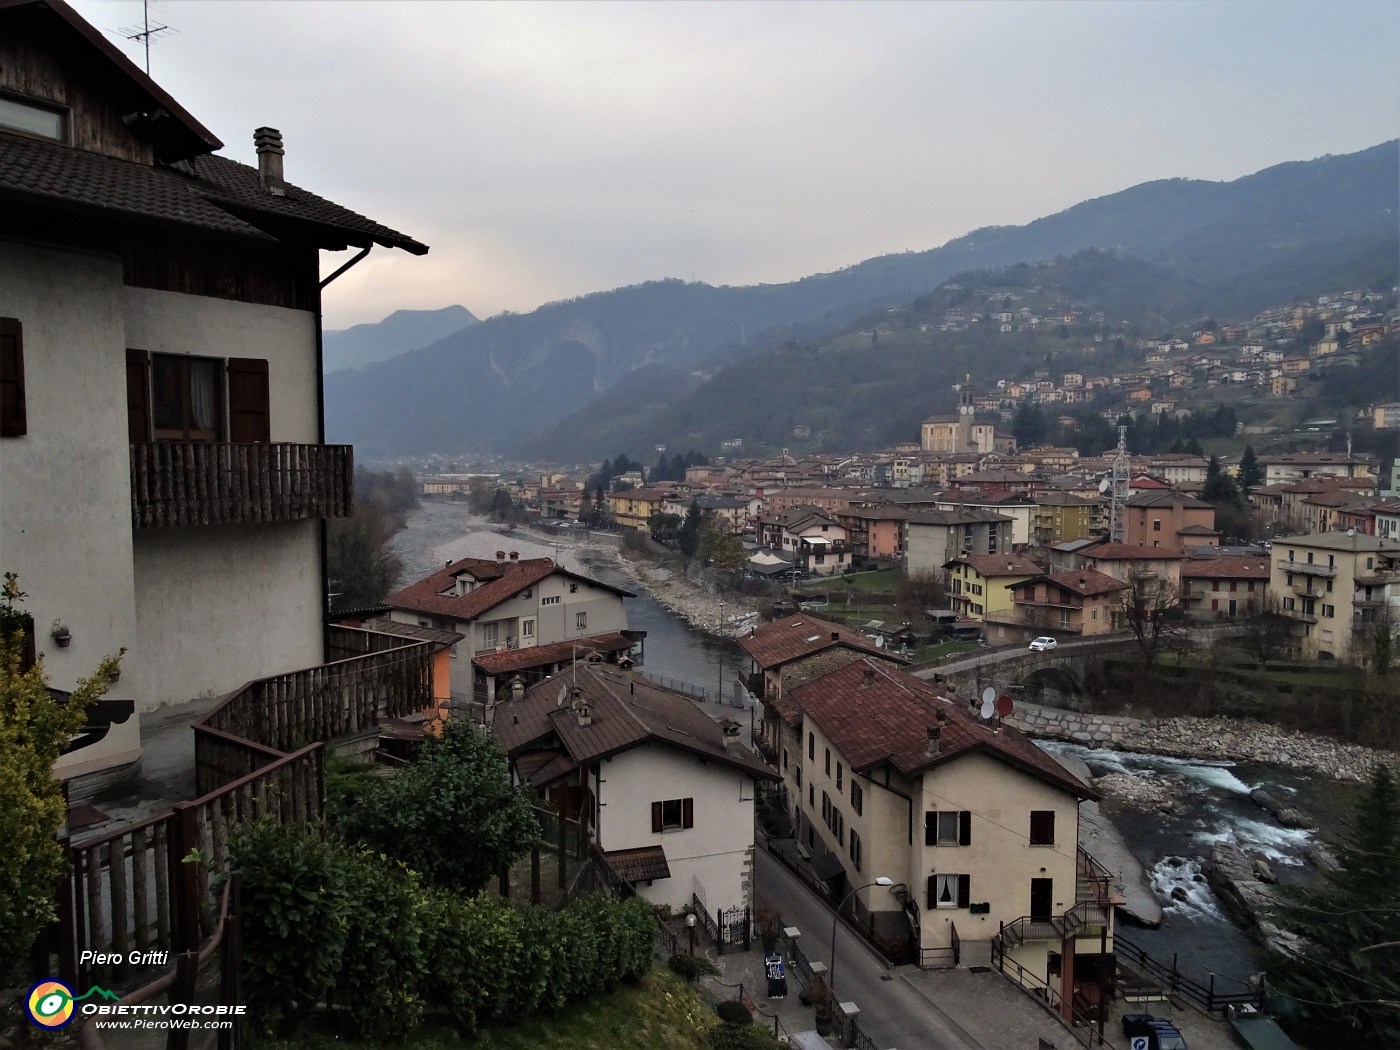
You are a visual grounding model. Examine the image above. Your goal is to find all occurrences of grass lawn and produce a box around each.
[912,639,981,662]
[795,568,901,592]
[256,968,717,1050]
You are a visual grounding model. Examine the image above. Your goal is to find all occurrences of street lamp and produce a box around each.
[829,876,892,994]
[686,911,697,955]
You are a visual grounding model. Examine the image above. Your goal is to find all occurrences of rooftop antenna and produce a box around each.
[1109,424,1130,543]
[117,0,175,75]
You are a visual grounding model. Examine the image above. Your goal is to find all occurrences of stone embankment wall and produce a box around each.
[1008,700,1390,783]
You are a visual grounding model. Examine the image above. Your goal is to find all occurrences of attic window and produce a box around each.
[0,94,66,142]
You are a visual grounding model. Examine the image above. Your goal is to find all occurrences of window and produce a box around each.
[849,830,862,871]
[808,732,815,760]
[1029,810,1055,846]
[836,762,843,791]
[795,766,801,787]
[851,781,863,815]
[1322,604,1335,618]
[651,797,693,831]
[821,791,830,822]
[570,583,578,593]
[542,596,560,606]
[824,748,831,776]
[927,873,970,909]
[0,318,23,437]
[575,612,587,630]
[1211,599,1219,612]
[521,619,535,639]
[782,748,789,770]
[808,785,814,807]
[480,623,498,649]
[0,94,66,141]
[151,354,221,440]
[1153,519,1161,532]
[925,810,971,846]
[1229,581,1237,593]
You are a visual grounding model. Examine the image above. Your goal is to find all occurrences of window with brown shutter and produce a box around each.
[1030,810,1055,846]
[126,348,151,442]
[227,357,270,442]
[653,797,693,831]
[651,801,664,833]
[0,317,25,436]
[151,353,222,441]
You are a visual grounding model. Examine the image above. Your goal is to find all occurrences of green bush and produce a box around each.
[708,1021,786,1050]
[335,720,539,894]
[716,999,753,1025]
[667,953,719,982]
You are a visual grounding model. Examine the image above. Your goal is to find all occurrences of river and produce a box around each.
[391,502,1350,989]
[390,500,754,724]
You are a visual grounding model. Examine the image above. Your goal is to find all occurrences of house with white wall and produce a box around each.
[0,0,426,795]
[493,662,778,915]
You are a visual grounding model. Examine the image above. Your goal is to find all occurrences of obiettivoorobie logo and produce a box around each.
[26,980,120,1029]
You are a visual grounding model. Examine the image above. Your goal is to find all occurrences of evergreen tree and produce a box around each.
[1200,456,1242,507]
[651,452,670,483]
[1184,436,1204,456]
[1268,762,1400,1046]
[1239,445,1263,491]
[678,501,703,559]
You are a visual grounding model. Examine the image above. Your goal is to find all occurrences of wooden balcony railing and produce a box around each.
[130,442,353,528]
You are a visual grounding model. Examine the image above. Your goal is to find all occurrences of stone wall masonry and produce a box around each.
[1007,700,1393,783]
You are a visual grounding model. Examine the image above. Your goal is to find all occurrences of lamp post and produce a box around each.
[829,876,892,994]
[717,599,725,703]
[687,911,697,955]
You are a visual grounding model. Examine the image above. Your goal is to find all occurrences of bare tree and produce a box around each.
[1361,603,1398,678]
[898,571,947,619]
[1240,594,1293,670]
[1115,571,1187,670]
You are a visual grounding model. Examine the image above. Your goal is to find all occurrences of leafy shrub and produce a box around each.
[335,720,539,894]
[716,999,753,1025]
[668,953,720,982]
[708,1022,786,1050]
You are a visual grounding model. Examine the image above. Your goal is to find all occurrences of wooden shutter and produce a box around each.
[126,348,150,442]
[0,318,25,436]
[958,810,972,846]
[956,874,970,909]
[926,875,937,910]
[1030,810,1055,846]
[924,811,936,846]
[651,802,663,833]
[226,357,270,442]
[681,797,694,829]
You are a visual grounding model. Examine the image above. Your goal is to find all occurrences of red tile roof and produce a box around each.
[737,615,894,671]
[945,554,1042,577]
[1180,557,1271,580]
[1013,569,1128,598]
[472,632,637,676]
[787,659,1095,798]
[385,557,631,620]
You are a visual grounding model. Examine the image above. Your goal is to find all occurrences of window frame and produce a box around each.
[925,809,971,846]
[927,873,970,909]
[0,317,24,437]
[1029,810,1056,846]
[651,797,694,832]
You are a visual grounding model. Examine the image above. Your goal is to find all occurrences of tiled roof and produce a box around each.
[384,557,632,621]
[1126,491,1213,509]
[605,846,671,883]
[471,632,637,676]
[1180,558,1271,580]
[492,665,777,787]
[356,617,463,648]
[905,509,1014,526]
[786,659,1095,798]
[945,554,1042,578]
[736,615,892,671]
[0,133,428,255]
[1085,543,1185,561]
[1013,569,1128,598]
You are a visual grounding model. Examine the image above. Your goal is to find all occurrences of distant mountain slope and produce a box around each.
[325,141,1397,458]
[324,305,477,371]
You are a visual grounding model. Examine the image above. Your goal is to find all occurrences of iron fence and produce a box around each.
[1115,935,1261,1011]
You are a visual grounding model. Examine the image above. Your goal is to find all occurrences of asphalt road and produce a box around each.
[754,849,986,1050]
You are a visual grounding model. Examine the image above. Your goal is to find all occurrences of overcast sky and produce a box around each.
[73,0,1400,331]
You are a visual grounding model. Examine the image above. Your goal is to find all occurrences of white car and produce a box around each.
[1028,636,1058,652]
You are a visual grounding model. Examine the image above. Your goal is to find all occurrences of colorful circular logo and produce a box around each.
[27,980,76,1029]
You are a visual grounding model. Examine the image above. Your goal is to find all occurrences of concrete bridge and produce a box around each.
[910,625,1242,703]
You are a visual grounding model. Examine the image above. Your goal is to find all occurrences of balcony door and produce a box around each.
[127,350,270,443]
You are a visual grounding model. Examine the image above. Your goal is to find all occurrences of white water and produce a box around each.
[1064,744,1257,795]
[1146,856,1227,922]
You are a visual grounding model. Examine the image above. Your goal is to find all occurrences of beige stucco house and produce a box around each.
[1269,532,1400,660]
[775,659,1117,1017]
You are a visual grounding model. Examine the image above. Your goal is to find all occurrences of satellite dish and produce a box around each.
[981,687,996,705]
[979,698,995,719]
[1098,479,1111,494]
[556,685,568,708]
[995,695,1014,717]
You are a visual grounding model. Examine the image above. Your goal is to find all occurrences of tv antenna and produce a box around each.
[1108,424,1130,544]
[117,0,176,75]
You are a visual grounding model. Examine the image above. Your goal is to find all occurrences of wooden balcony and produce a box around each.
[130,442,353,528]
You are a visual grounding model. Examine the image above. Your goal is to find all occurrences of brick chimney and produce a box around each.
[495,551,506,561]
[509,551,519,561]
[926,725,941,756]
[253,127,285,196]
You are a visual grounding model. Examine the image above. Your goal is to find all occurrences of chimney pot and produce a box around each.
[496,551,506,561]
[831,631,840,641]
[926,725,941,755]
[253,127,285,196]
[509,551,519,561]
